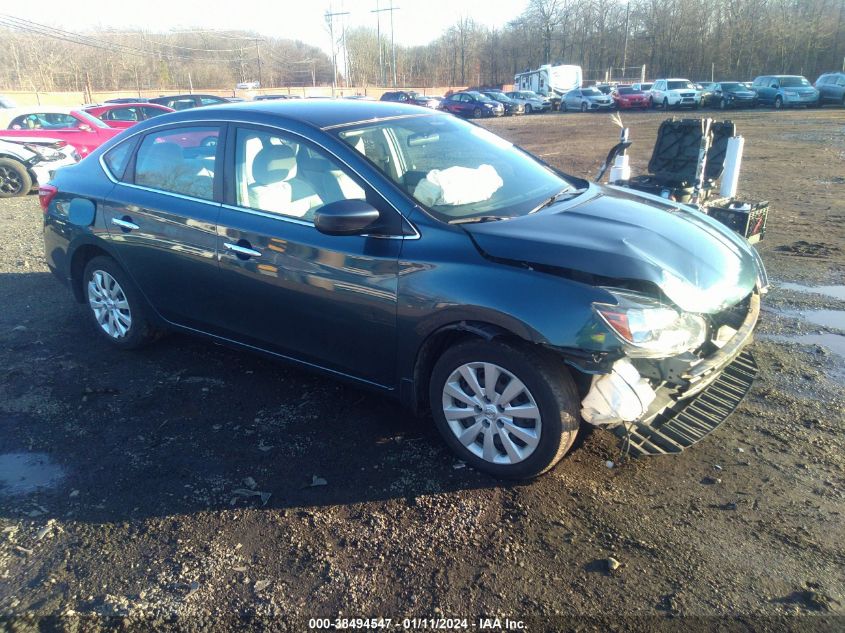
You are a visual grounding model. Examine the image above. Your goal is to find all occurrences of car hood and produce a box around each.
[462,185,763,314]
[727,90,755,97]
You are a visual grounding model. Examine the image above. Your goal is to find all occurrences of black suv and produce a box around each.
[379,91,440,109]
[815,72,845,107]
[148,94,230,111]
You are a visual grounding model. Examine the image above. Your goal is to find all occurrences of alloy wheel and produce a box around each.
[441,362,542,465]
[0,165,23,195]
[87,270,132,339]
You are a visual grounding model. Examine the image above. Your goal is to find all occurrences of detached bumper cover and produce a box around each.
[614,351,757,456]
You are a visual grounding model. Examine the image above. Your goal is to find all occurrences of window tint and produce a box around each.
[234,127,365,222]
[105,107,140,122]
[200,97,225,106]
[103,139,135,180]
[134,126,219,200]
[10,112,79,130]
[141,106,168,119]
[167,99,197,110]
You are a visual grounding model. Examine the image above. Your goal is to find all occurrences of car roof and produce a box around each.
[136,99,439,131]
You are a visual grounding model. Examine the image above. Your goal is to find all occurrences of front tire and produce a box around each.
[82,256,158,349]
[0,158,32,198]
[663,98,670,110]
[525,104,533,114]
[429,339,580,479]
[580,102,588,113]
[472,107,482,119]
[774,96,783,109]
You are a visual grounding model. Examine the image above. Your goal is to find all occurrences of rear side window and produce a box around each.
[103,139,136,180]
[104,107,140,122]
[133,126,220,200]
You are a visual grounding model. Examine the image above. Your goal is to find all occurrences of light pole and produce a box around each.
[622,0,630,78]
[325,9,350,97]
[372,2,399,87]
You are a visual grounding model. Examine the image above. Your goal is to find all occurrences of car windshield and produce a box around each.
[779,76,810,87]
[582,88,602,96]
[334,114,572,222]
[469,92,494,103]
[640,83,653,90]
[667,81,695,90]
[721,82,745,92]
[485,92,508,102]
[617,87,638,94]
[519,91,541,99]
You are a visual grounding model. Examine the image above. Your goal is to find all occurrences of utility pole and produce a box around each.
[622,0,630,76]
[256,38,262,87]
[326,8,350,97]
[372,2,399,87]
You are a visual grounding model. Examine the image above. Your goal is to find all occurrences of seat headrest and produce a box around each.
[142,142,182,169]
[253,145,296,185]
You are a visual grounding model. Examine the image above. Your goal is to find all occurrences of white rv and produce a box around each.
[514,65,583,104]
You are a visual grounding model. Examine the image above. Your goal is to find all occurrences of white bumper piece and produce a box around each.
[580,359,657,427]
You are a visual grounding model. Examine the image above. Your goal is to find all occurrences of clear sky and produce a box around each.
[4,0,528,55]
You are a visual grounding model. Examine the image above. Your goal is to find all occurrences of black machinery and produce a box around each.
[597,117,768,244]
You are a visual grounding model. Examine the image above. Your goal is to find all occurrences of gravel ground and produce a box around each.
[0,108,843,632]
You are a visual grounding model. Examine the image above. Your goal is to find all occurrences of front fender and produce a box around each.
[395,219,622,382]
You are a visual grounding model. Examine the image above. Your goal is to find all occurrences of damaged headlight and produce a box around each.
[593,289,707,358]
[24,144,62,161]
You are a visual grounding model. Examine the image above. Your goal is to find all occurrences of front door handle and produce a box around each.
[111,217,140,231]
[224,242,262,258]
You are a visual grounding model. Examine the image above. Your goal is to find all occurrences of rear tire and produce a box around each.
[0,158,32,198]
[82,256,158,350]
[429,339,580,479]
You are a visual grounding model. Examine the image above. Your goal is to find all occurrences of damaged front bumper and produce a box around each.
[580,292,761,456]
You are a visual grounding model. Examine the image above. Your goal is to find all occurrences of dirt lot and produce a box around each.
[1,109,843,632]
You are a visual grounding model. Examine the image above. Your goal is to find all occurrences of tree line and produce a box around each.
[1,0,843,93]
[348,0,845,87]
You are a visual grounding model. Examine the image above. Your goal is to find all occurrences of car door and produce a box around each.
[100,123,224,329]
[214,124,403,386]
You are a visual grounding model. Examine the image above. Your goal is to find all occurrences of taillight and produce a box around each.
[39,184,58,213]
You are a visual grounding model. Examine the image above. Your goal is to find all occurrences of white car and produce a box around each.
[650,78,701,110]
[236,81,260,90]
[0,137,79,198]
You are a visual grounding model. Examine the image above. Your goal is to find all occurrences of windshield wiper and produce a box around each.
[449,215,511,225]
[530,186,580,213]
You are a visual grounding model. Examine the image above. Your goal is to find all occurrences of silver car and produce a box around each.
[505,90,551,113]
[562,87,614,112]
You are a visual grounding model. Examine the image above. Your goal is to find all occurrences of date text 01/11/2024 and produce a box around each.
[307,617,526,630]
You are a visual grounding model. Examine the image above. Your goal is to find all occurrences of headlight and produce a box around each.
[25,144,62,161]
[593,289,707,358]
[483,103,494,108]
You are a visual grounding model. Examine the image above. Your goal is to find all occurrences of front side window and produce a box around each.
[335,114,573,223]
[134,126,219,200]
[10,112,78,130]
[141,107,168,119]
[200,97,226,106]
[234,127,365,222]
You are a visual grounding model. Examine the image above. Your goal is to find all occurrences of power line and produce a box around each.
[0,14,249,63]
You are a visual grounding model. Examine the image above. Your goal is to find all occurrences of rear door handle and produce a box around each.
[111,217,139,231]
[224,242,262,258]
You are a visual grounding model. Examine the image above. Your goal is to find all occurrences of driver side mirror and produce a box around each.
[314,199,381,236]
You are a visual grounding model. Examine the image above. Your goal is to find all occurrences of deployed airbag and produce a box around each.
[413,164,503,207]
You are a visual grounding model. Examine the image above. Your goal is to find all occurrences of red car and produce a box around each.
[612,85,650,110]
[83,103,174,129]
[2,108,121,157]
